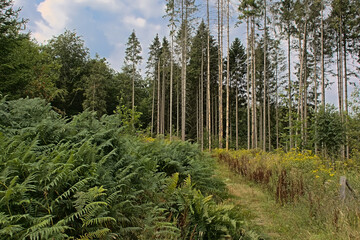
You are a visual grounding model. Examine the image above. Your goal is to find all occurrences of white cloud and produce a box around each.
[129,0,165,18]
[33,0,75,42]
[74,0,122,12]
[123,16,147,29]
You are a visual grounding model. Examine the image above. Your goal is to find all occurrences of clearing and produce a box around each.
[216,161,338,240]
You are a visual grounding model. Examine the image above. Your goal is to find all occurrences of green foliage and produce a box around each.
[45,30,89,115]
[312,105,344,157]
[0,98,257,239]
[82,57,113,117]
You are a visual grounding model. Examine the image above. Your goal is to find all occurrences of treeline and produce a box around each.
[1,0,360,158]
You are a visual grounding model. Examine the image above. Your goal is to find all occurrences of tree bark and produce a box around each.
[206,0,211,151]
[263,0,267,151]
[162,62,166,136]
[275,49,279,149]
[236,85,239,150]
[252,16,257,149]
[314,38,318,154]
[200,47,204,150]
[157,60,161,135]
[246,17,251,150]
[151,75,156,136]
[344,33,349,159]
[321,0,325,107]
[226,0,230,150]
[288,32,293,150]
[218,0,224,149]
[170,7,174,141]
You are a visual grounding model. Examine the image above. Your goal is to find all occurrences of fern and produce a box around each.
[0,98,261,239]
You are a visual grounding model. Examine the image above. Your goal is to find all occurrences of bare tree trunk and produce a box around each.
[259,103,263,150]
[132,63,135,127]
[263,0,267,151]
[200,45,204,150]
[296,34,302,149]
[177,74,179,137]
[151,76,156,136]
[170,14,174,141]
[218,0,224,149]
[268,94,271,151]
[162,63,166,136]
[339,24,344,119]
[288,32,293,150]
[181,0,188,141]
[236,85,239,150]
[252,16,257,149]
[246,17,251,150]
[337,42,342,115]
[339,19,345,159]
[213,95,216,146]
[197,83,199,141]
[298,20,307,148]
[321,0,325,107]
[207,0,211,151]
[226,0,230,150]
[275,50,279,149]
[304,50,308,146]
[314,39,318,154]
[157,60,161,135]
[215,94,218,145]
[344,36,349,159]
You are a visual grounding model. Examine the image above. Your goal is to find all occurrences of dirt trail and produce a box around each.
[216,162,325,240]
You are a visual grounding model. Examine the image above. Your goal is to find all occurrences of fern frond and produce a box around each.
[55,178,91,203]
[82,216,116,227]
[77,228,111,240]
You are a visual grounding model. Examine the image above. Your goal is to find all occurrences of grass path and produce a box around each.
[215,161,333,240]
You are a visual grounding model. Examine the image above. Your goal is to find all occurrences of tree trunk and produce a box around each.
[207,0,211,151]
[200,44,204,150]
[339,18,345,159]
[197,83,199,141]
[344,34,349,159]
[321,0,325,107]
[288,32,293,150]
[314,38,318,154]
[132,63,135,127]
[218,0,223,149]
[263,0,267,151]
[157,60,161,135]
[162,63,166,136]
[226,0,230,150]
[298,19,307,148]
[246,17,251,150]
[181,0,187,141]
[275,50,279,149]
[268,93,271,151]
[170,15,174,141]
[177,73,180,137]
[151,75,156,136]
[236,85,239,150]
[252,16,257,149]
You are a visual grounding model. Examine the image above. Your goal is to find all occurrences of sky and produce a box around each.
[13,0,356,107]
[13,0,168,71]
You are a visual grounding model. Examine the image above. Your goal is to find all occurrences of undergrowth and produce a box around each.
[215,148,360,239]
[0,98,261,240]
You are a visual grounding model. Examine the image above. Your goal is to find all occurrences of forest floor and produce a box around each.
[215,161,334,240]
